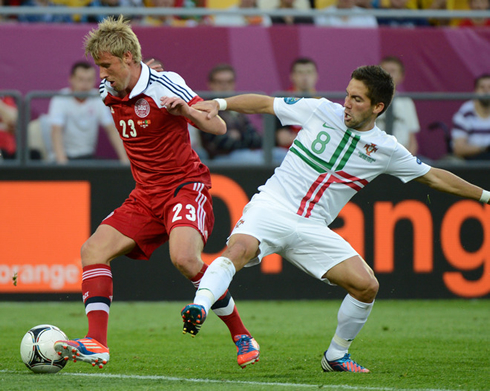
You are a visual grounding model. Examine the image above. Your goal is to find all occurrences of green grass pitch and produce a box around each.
[1,300,489,391]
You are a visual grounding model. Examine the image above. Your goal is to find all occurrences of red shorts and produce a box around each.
[101,182,214,260]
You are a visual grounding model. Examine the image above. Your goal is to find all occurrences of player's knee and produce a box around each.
[225,235,259,267]
[170,252,200,278]
[80,238,102,267]
[225,242,258,270]
[358,276,379,303]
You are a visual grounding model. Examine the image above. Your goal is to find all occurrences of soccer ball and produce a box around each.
[20,324,68,373]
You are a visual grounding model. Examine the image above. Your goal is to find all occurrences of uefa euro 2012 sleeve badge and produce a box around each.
[283,97,302,104]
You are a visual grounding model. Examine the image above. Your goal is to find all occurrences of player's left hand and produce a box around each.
[161,96,190,116]
[145,58,163,72]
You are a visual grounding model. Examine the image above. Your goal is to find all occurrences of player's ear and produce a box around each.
[373,102,385,116]
[123,51,133,65]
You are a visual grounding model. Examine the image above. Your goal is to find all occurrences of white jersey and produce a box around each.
[254,97,431,224]
[48,88,114,158]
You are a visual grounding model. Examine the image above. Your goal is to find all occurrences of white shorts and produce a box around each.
[230,197,359,285]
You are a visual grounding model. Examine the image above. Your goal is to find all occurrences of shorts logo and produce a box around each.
[284,97,302,105]
[416,157,422,164]
[135,98,150,118]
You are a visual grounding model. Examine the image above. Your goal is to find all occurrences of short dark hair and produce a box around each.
[208,64,236,82]
[290,57,317,73]
[351,65,394,116]
[71,61,94,76]
[379,55,405,75]
[475,73,490,89]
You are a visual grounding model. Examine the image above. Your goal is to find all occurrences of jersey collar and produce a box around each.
[129,62,151,100]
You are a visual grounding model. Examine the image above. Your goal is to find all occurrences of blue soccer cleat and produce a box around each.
[181,303,207,337]
[321,352,370,373]
[234,334,260,368]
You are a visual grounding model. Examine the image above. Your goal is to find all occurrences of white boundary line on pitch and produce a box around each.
[0,371,463,391]
[62,372,463,391]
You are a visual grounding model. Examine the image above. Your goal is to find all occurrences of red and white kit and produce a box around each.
[100,63,214,258]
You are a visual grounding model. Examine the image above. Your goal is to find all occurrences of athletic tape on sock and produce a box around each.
[333,333,353,349]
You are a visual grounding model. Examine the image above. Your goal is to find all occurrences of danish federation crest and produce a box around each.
[135,98,150,118]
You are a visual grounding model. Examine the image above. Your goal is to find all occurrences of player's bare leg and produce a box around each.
[174,230,260,367]
[55,225,135,368]
[321,256,378,373]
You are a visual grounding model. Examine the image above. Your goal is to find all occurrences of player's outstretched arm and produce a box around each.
[415,167,489,203]
[161,96,226,135]
[193,94,275,119]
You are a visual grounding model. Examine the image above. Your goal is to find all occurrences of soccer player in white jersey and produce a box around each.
[162,65,490,373]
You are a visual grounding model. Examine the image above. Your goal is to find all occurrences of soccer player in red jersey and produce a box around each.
[54,15,259,369]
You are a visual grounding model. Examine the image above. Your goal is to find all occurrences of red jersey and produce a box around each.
[0,96,17,155]
[100,64,211,188]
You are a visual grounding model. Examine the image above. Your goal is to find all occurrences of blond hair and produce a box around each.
[84,15,142,63]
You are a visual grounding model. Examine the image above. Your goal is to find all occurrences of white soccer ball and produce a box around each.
[20,324,68,373]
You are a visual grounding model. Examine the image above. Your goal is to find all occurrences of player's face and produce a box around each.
[96,51,132,93]
[344,79,382,132]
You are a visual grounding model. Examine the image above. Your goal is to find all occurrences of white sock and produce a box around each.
[326,294,374,361]
[193,257,236,314]
[212,296,235,317]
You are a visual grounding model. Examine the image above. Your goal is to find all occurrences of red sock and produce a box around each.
[82,264,113,347]
[191,263,250,340]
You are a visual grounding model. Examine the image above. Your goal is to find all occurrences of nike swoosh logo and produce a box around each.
[322,123,335,130]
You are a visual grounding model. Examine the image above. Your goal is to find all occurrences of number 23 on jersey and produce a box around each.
[119,119,137,138]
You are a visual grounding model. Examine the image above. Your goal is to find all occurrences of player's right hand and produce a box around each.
[193,100,219,119]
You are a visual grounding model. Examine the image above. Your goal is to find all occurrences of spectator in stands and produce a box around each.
[355,0,375,8]
[48,61,128,164]
[81,0,121,24]
[315,0,378,27]
[459,0,490,27]
[377,0,430,27]
[173,0,211,26]
[420,0,468,26]
[141,0,209,27]
[276,57,318,151]
[19,0,72,23]
[451,74,490,161]
[199,64,263,164]
[0,95,18,160]
[376,56,420,155]
[213,0,272,27]
[270,0,314,25]
[141,0,180,26]
[0,0,7,22]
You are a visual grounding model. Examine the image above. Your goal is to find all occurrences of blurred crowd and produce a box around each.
[0,0,489,164]
[2,55,489,165]
[0,0,489,28]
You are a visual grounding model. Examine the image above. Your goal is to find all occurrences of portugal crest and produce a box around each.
[364,143,378,156]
